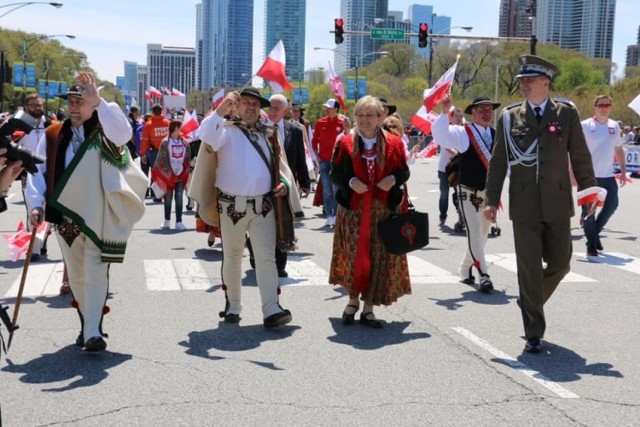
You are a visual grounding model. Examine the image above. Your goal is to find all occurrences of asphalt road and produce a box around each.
[1,156,639,426]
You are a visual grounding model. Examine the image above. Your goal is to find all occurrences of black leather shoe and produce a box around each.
[461,275,475,285]
[524,337,543,353]
[278,269,288,278]
[359,312,383,329]
[596,237,603,251]
[263,310,292,328]
[223,313,241,323]
[207,238,215,247]
[84,336,107,352]
[478,276,494,293]
[76,332,84,347]
[342,304,359,325]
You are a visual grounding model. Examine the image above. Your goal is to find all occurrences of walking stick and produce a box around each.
[270,132,286,245]
[7,227,38,350]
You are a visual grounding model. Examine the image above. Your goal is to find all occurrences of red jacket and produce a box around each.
[312,115,344,161]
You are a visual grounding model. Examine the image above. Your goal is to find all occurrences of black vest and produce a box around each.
[457,126,495,191]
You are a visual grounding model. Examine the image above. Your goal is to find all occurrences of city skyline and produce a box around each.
[1,0,637,85]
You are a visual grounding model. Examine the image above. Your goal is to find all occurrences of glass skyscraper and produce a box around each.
[264,0,306,83]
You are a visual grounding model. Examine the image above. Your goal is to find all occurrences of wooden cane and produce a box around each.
[7,227,38,350]
[271,134,286,244]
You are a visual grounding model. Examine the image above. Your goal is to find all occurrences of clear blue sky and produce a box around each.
[3,0,635,83]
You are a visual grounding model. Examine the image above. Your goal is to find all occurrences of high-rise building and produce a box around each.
[625,26,640,68]
[137,65,148,114]
[197,0,253,89]
[407,4,451,59]
[499,0,534,38]
[123,61,138,93]
[146,44,196,95]
[195,3,203,90]
[335,0,389,75]
[264,0,306,83]
[536,0,616,60]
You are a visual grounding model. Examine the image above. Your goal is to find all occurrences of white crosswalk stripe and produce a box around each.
[4,251,640,297]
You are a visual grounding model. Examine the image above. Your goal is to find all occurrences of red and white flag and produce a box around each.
[416,142,438,158]
[149,86,163,99]
[211,89,225,110]
[181,109,199,139]
[411,59,459,135]
[161,86,172,96]
[144,90,152,102]
[171,88,185,97]
[423,59,458,112]
[2,220,46,262]
[256,40,293,93]
[327,61,348,113]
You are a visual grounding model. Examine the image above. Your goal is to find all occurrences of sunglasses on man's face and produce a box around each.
[595,103,612,108]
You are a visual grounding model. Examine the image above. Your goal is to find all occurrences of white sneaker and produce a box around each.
[324,217,332,227]
[161,220,170,229]
[175,222,187,231]
[329,216,336,227]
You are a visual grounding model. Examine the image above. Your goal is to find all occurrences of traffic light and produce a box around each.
[418,22,429,48]
[335,18,344,44]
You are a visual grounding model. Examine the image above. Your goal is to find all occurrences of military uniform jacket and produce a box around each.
[485,98,596,223]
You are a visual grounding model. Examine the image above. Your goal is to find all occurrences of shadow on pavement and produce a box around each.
[327,318,430,350]
[2,346,132,391]
[429,289,518,311]
[179,323,301,370]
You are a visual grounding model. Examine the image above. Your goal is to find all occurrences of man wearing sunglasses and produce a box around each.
[580,95,627,257]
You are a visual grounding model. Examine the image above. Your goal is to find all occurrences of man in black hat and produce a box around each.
[433,94,500,294]
[26,71,147,352]
[377,97,397,118]
[195,88,302,328]
[484,55,597,353]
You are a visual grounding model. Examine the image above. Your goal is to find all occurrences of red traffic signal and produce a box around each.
[335,18,344,44]
[418,22,429,48]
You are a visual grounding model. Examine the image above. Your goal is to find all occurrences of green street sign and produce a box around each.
[370,28,405,40]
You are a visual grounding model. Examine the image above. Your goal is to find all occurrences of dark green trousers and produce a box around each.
[512,219,572,339]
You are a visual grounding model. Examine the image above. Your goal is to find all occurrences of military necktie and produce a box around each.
[534,106,542,124]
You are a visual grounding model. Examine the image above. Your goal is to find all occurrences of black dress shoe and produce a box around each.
[596,237,603,251]
[76,332,84,347]
[278,269,288,278]
[263,310,292,328]
[223,313,241,323]
[342,304,359,325]
[359,312,383,328]
[524,337,543,353]
[478,276,494,293]
[207,238,215,247]
[461,275,475,285]
[84,336,107,352]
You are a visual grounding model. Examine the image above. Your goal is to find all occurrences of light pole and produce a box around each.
[427,26,473,86]
[313,47,387,101]
[21,33,75,103]
[0,2,62,20]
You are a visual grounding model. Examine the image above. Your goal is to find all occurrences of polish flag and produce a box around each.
[410,105,441,136]
[423,59,459,112]
[1,220,42,262]
[144,90,152,102]
[256,40,293,93]
[327,61,348,113]
[576,187,608,207]
[416,142,438,158]
[161,86,172,95]
[181,109,199,139]
[149,86,163,99]
[211,89,225,110]
[171,88,185,97]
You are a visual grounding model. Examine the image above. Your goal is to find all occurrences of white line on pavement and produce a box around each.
[575,252,640,275]
[452,326,580,399]
[407,255,461,284]
[486,253,596,283]
[5,262,64,298]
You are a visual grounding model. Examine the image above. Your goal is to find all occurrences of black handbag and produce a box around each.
[377,185,429,255]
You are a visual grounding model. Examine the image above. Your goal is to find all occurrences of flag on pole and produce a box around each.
[211,89,225,110]
[416,142,438,158]
[256,40,293,93]
[423,59,458,112]
[144,90,152,102]
[628,93,640,116]
[327,61,348,113]
[149,86,163,99]
[161,86,172,95]
[1,220,46,262]
[181,109,199,139]
[171,88,185,97]
[411,58,459,135]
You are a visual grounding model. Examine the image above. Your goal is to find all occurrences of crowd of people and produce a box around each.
[2,53,635,355]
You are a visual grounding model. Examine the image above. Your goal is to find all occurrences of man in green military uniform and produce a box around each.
[484,55,598,353]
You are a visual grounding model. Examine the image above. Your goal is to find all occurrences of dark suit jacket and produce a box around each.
[486,98,596,223]
[282,121,310,190]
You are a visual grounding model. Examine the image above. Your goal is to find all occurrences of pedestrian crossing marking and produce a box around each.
[144,259,212,291]
[486,253,597,283]
[5,262,64,298]
[407,256,461,284]
[575,252,640,275]
[4,250,639,298]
